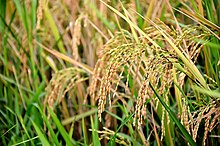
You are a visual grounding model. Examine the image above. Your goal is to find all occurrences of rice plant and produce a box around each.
[0,0,219,145]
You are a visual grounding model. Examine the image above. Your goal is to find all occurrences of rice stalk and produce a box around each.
[36,0,43,30]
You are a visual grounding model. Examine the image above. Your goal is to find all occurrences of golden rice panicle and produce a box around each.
[190,100,220,144]
[192,111,203,141]
[203,113,211,146]
[91,31,150,121]
[209,112,220,132]
[182,98,191,134]
[97,43,146,121]
[90,59,105,101]
[71,15,83,61]
[90,31,133,102]
[44,67,86,114]
[133,55,173,129]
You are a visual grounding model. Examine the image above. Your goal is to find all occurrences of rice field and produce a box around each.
[0,0,220,145]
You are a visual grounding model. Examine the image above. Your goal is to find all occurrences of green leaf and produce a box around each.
[193,86,220,98]
[48,107,75,146]
[90,114,101,146]
[31,120,50,146]
[33,104,61,146]
[0,0,6,32]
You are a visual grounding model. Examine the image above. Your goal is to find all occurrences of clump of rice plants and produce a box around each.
[90,20,215,143]
[0,0,219,146]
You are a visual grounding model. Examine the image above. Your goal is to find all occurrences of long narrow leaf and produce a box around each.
[90,115,101,146]
[0,0,6,32]
[48,107,74,146]
[31,120,50,146]
[33,104,61,146]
